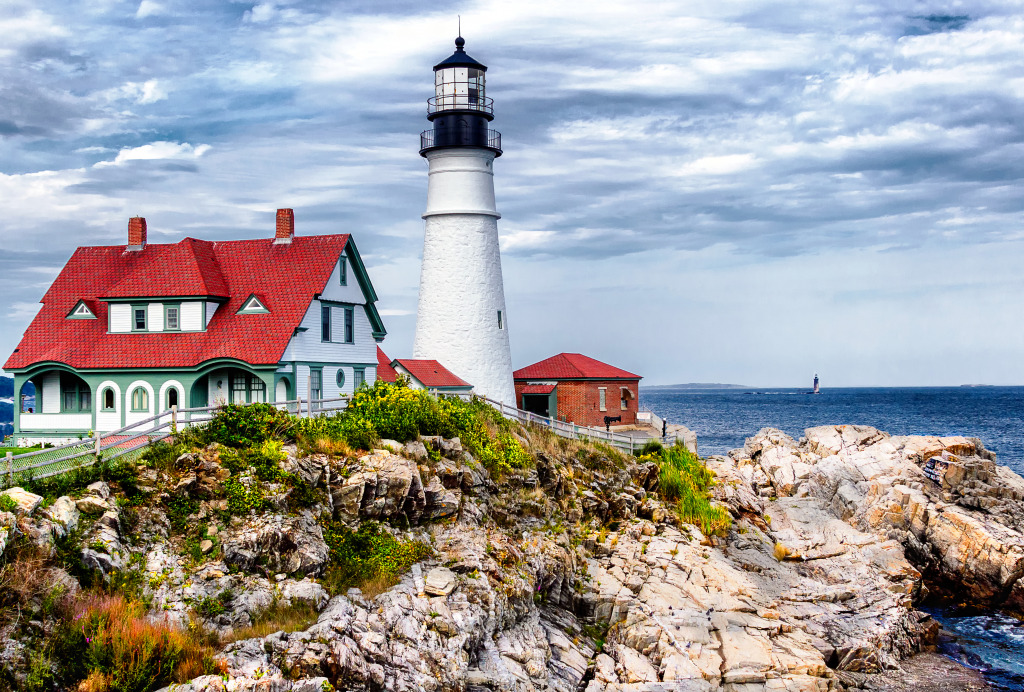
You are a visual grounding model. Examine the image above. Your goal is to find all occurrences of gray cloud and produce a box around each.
[0,0,1023,385]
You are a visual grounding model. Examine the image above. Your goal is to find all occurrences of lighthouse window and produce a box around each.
[497,310,503,329]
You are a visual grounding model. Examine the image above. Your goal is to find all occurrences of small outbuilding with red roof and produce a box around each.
[375,347,473,396]
[4,210,387,445]
[513,353,641,427]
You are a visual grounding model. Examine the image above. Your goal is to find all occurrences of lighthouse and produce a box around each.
[412,36,516,404]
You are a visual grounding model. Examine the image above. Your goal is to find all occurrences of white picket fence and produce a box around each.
[1,396,350,487]
[1,392,676,487]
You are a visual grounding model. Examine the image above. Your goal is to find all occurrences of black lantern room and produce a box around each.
[420,37,502,157]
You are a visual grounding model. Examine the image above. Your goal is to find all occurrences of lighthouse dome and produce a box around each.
[429,36,492,119]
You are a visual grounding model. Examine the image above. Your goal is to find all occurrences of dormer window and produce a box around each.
[165,304,180,331]
[67,300,96,320]
[133,305,147,331]
[238,294,269,314]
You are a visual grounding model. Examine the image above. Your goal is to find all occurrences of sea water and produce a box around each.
[640,385,1024,690]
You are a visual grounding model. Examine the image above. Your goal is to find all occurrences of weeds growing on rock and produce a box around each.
[220,599,319,644]
[47,593,219,692]
[643,444,732,537]
[320,520,431,597]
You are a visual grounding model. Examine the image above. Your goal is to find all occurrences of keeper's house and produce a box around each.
[3,210,386,446]
[513,353,641,427]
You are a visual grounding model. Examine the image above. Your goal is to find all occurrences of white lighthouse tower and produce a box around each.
[412,36,516,404]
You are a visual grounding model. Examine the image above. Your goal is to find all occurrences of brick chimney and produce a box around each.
[127,217,147,251]
[274,208,294,245]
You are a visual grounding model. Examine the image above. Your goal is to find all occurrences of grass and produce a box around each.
[50,594,220,692]
[221,600,320,644]
[647,444,731,537]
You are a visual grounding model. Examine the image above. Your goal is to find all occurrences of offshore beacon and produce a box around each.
[412,35,516,404]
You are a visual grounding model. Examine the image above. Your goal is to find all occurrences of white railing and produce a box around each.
[2,396,351,486]
[1,390,682,487]
[469,395,677,455]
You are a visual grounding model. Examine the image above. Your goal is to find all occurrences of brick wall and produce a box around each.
[515,379,640,427]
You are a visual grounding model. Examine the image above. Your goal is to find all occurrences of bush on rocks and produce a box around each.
[320,520,431,597]
[645,444,731,537]
[183,403,293,449]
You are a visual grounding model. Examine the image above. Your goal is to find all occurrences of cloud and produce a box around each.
[136,1,165,19]
[98,142,211,167]
[0,0,1023,384]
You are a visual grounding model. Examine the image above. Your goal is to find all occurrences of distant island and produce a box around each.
[642,382,749,390]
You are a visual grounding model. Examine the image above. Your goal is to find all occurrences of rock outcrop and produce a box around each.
[6,425,1018,692]
[728,425,1024,615]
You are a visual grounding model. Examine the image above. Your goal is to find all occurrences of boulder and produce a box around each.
[0,488,42,516]
[423,567,457,596]
[221,511,329,576]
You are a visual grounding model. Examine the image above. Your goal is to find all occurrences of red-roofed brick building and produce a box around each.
[4,211,387,444]
[513,353,641,426]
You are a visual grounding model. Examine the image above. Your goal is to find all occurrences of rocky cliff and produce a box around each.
[2,421,1017,692]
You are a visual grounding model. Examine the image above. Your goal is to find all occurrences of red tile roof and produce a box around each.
[376,347,397,383]
[513,353,641,381]
[392,359,471,389]
[4,235,352,370]
[104,238,229,298]
[520,383,556,394]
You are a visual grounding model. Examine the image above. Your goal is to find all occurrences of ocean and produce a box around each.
[640,385,1024,473]
[640,385,1024,690]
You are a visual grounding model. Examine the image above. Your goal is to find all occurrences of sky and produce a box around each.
[0,0,1022,387]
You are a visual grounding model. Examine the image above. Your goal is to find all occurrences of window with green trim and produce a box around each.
[131,387,149,412]
[336,369,345,389]
[353,367,365,390]
[344,306,354,343]
[321,305,331,342]
[165,304,180,331]
[309,368,321,405]
[132,305,147,331]
[101,388,115,411]
[339,256,347,286]
[231,374,248,404]
[61,378,91,413]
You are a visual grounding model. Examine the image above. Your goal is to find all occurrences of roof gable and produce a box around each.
[393,358,471,389]
[376,347,398,383]
[513,353,641,381]
[66,300,97,320]
[237,294,269,314]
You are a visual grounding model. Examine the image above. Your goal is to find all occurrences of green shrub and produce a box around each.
[320,521,431,595]
[477,432,532,476]
[219,440,287,482]
[639,440,664,457]
[649,444,731,537]
[186,403,293,449]
[21,456,139,502]
[223,477,266,515]
[0,494,16,513]
[194,590,232,618]
[139,441,187,471]
[165,496,199,534]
